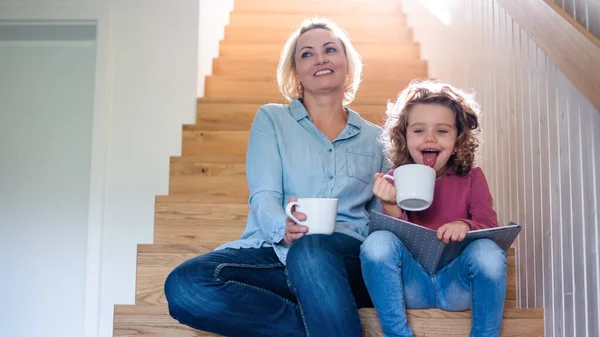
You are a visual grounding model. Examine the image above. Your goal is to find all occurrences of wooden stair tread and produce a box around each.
[232,0,403,15]
[134,244,516,306]
[155,199,249,221]
[219,41,422,58]
[114,304,544,337]
[181,130,249,157]
[212,58,427,81]
[171,153,245,163]
[228,12,407,28]
[156,194,249,205]
[205,75,421,88]
[194,98,387,130]
[115,302,540,319]
[218,41,422,60]
[170,157,246,173]
[223,26,413,44]
[204,76,411,103]
[168,158,247,194]
[154,201,248,245]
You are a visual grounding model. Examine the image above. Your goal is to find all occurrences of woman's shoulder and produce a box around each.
[250,102,295,125]
[345,107,382,133]
[257,102,292,115]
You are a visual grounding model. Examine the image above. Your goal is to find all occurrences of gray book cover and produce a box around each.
[368,211,522,275]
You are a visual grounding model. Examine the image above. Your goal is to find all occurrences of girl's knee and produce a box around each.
[360,230,404,263]
[464,239,507,279]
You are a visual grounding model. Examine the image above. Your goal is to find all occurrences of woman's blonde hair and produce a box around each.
[381,79,482,176]
[276,18,363,106]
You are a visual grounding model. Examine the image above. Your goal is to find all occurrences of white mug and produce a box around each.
[384,164,436,211]
[284,198,338,235]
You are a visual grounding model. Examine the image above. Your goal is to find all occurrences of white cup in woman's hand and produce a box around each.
[283,197,308,245]
[285,197,338,235]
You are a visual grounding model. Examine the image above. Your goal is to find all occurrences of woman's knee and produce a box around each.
[360,230,404,263]
[164,255,218,318]
[286,234,357,286]
[464,239,507,280]
[286,234,334,272]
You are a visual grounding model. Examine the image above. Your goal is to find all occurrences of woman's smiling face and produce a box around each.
[293,28,348,97]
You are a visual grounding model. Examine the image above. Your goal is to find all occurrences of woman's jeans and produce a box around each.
[164,233,372,337]
[360,230,507,337]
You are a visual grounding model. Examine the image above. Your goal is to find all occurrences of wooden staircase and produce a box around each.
[113,0,544,336]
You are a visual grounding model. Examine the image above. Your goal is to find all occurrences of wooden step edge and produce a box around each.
[137,243,218,254]
[139,243,515,257]
[181,126,250,133]
[227,16,408,27]
[197,97,286,104]
[156,194,249,204]
[170,154,246,163]
[205,75,423,84]
[213,57,428,66]
[199,96,400,106]
[115,303,542,319]
[195,97,387,107]
[230,9,405,15]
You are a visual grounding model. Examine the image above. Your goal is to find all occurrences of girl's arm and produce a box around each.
[461,167,498,230]
[246,107,288,244]
[382,202,404,219]
[377,168,408,220]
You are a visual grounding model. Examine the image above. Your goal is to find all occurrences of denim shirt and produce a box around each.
[216,99,389,264]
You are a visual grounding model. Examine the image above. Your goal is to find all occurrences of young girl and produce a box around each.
[361,79,507,337]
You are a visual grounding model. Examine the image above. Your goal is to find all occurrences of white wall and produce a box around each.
[0,38,96,337]
[197,0,234,96]
[402,1,600,336]
[0,1,199,337]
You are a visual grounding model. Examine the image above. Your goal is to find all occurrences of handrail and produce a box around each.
[496,0,600,112]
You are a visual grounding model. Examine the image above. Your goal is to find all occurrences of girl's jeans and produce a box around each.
[164,233,372,337]
[360,230,507,337]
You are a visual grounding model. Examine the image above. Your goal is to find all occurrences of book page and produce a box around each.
[436,222,522,271]
[368,211,446,275]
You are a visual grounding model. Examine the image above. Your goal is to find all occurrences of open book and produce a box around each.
[368,211,522,275]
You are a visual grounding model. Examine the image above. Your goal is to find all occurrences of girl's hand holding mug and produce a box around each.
[373,173,396,205]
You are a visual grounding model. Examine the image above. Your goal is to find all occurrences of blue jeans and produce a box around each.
[164,233,372,337]
[360,231,507,337]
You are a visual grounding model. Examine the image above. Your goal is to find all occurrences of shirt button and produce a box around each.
[329,175,334,180]
[328,149,333,152]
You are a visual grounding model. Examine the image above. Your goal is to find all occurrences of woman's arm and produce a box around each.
[461,167,498,230]
[246,108,288,244]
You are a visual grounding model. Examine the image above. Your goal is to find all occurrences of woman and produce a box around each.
[164,18,387,337]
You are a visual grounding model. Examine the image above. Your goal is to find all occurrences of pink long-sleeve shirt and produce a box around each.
[385,166,498,231]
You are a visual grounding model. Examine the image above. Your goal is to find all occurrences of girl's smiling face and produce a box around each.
[406,103,458,175]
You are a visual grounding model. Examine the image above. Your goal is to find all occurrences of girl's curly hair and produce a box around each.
[380,79,482,176]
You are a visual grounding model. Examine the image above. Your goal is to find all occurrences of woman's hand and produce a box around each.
[437,221,470,244]
[373,173,396,204]
[283,197,309,245]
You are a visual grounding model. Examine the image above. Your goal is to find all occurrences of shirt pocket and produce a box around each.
[345,148,375,184]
